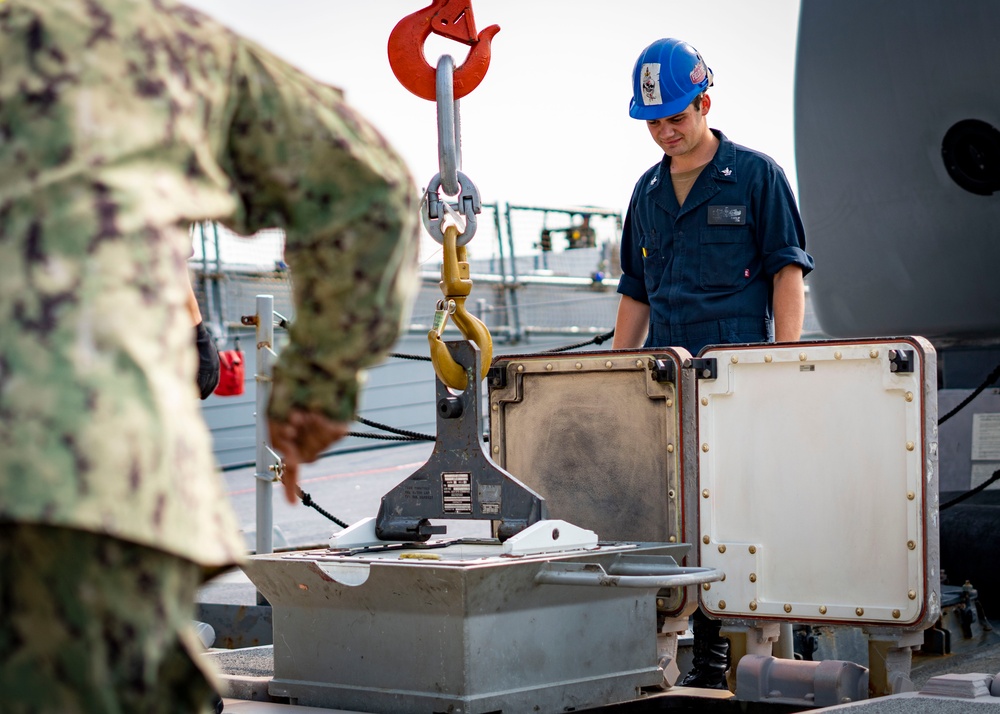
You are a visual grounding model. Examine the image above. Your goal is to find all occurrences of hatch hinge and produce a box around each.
[648,358,677,383]
[685,357,718,380]
[488,363,508,389]
[889,349,914,374]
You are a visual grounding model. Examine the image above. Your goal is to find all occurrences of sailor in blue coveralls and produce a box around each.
[612,38,815,689]
[614,39,814,357]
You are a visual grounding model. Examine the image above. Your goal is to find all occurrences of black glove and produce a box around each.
[194,321,220,400]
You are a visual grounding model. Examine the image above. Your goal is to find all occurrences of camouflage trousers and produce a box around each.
[0,524,220,714]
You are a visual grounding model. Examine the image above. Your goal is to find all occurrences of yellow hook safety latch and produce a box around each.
[428,224,493,390]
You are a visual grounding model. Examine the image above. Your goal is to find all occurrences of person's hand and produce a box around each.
[268,410,350,504]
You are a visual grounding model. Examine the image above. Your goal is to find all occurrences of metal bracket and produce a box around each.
[889,349,915,373]
[375,341,548,542]
[487,363,508,389]
[685,357,718,380]
[864,630,922,697]
[648,358,676,384]
[502,519,598,556]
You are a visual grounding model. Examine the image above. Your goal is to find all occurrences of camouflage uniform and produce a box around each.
[0,0,419,709]
[0,525,218,713]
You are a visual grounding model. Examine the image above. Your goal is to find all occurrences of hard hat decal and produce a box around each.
[690,56,707,85]
[640,63,663,106]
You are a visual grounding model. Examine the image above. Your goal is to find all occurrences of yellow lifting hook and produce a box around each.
[428,223,493,390]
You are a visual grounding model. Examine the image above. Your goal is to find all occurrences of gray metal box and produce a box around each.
[243,541,688,713]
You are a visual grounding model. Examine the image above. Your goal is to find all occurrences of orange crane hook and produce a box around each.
[387,0,500,101]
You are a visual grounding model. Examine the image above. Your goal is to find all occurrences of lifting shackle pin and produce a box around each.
[387,0,500,102]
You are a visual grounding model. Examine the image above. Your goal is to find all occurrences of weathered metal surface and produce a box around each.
[195,603,273,649]
[489,348,696,618]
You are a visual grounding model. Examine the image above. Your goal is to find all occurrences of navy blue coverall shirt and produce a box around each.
[617,130,815,355]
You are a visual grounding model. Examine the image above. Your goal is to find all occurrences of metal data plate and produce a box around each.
[696,337,939,629]
[489,349,693,548]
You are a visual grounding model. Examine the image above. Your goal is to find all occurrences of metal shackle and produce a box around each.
[422,170,481,246]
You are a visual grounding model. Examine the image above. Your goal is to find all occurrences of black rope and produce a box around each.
[352,331,618,447]
[350,332,622,447]
[347,431,427,441]
[939,360,1000,425]
[288,413,435,527]
[296,486,349,528]
[941,469,1000,511]
[389,352,432,362]
[936,359,1000,510]
[356,416,434,441]
[542,328,616,353]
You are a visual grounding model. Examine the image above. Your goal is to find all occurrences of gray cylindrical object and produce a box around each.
[254,295,275,560]
[737,654,868,707]
[796,0,1000,340]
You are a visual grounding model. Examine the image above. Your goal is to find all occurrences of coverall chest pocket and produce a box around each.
[639,232,666,295]
[699,228,755,290]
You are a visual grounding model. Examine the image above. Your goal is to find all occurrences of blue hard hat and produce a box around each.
[629,38,714,120]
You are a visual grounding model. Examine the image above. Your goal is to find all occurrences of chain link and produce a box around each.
[436,55,461,195]
[422,54,482,245]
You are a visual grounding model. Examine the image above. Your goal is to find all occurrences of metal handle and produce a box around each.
[535,558,723,589]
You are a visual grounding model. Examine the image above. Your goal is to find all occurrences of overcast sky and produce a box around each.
[185,0,802,216]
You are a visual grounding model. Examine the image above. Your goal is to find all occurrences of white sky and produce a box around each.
[185,0,802,217]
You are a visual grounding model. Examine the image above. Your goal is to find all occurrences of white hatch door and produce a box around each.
[695,337,939,629]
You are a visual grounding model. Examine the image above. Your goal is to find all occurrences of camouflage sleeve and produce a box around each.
[221,41,420,423]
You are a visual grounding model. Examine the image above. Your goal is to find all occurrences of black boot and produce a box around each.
[679,610,730,689]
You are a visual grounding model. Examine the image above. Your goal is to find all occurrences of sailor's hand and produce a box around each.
[268,410,350,504]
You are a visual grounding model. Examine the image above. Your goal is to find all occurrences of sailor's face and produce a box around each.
[646,100,708,157]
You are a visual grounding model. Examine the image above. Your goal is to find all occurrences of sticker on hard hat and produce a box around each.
[690,57,707,85]
[640,63,662,106]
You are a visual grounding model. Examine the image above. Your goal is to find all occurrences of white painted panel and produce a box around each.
[697,339,936,627]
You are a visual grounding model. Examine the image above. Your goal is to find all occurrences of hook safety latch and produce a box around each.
[387,0,500,101]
